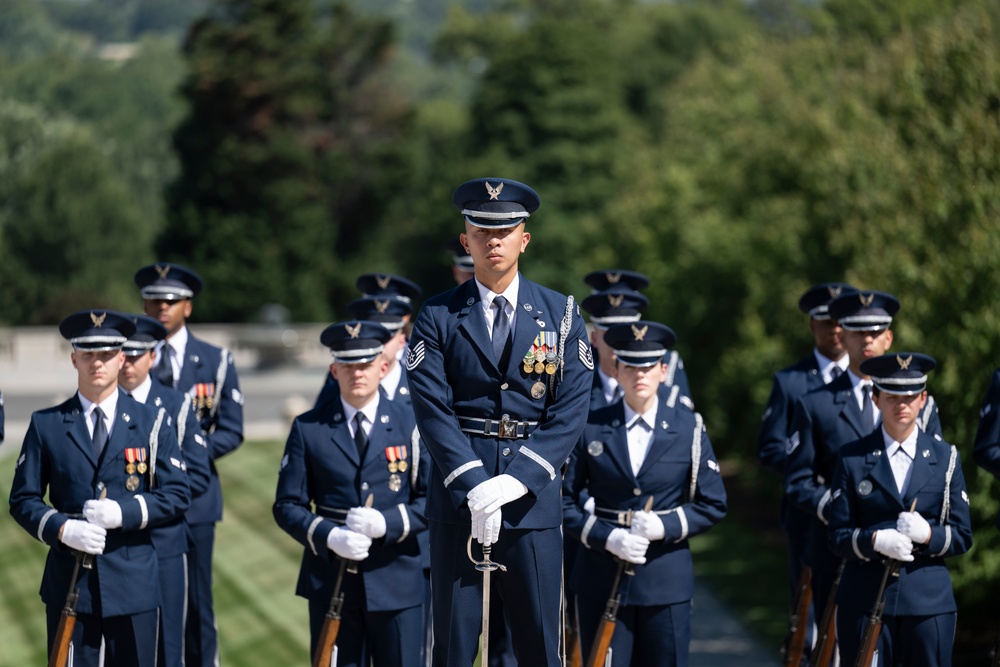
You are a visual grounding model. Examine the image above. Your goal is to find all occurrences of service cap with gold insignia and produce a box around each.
[603,320,676,368]
[123,314,166,357]
[320,320,393,364]
[797,282,857,320]
[828,290,899,331]
[356,273,422,306]
[583,269,650,293]
[860,352,936,395]
[346,296,411,331]
[59,310,135,351]
[581,289,649,330]
[134,262,203,301]
[452,177,540,229]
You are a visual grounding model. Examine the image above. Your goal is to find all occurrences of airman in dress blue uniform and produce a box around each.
[827,353,972,666]
[407,177,593,666]
[120,314,212,667]
[274,321,428,667]
[135,262,245,667]
[756,282,853,654]
[8,310,190,667]
[563,321,726,667]
[581,270,693,409]
[785,290,942,663]
[314,274,422,410]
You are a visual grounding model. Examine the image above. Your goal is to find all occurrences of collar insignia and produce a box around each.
[859,292,875,307]
[631,324,648,341]
[345,323,362,339]
[897,354,912,370]
[607,294,624,308]
[485,181,503,200]
[90,311,106,327]
[154,264,170,280]
[376,274,391,290]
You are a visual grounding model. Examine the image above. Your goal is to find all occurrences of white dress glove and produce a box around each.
[872,528,914,562]
[346,506,387,539]
[60,519,107,555]
[605,528,649,564]
[471,508,502,547]
[583,496,596,515]
[630,510,666,541]
[327,526,372,561]
[467,474,529,515]
[896,511,931,545]
[83,498,123,529]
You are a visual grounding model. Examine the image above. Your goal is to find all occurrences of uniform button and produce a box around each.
[632,487,641,496]
[501,383,509,390]
[502,448,511,457]
[361,482,370,491]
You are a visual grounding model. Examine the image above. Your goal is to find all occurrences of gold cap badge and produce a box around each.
[897,354,912,370]
[376,274,391,290]
[631,324,648,341]
[859,292,875,307]
[154,264,170,280]
[345,323,361,339]
[90,311,107,327]
[485,181,504,200]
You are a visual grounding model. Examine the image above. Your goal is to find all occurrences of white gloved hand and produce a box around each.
[605,528,649,564]
[467,474,529,515]
[327,526,372,561]
[346,506,387,539]
[872,529,914,562]
[60,519,107,555]
[583,496,596,515]
[896,511,931,545]
[630,511,666,541]
[83,499,123,529]
[471,507,502,546]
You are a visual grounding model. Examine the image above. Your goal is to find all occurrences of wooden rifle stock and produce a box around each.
[313,558,347,667]
[781,566,812,666]
[809,559,845,667]
[49,554,84,667]
[585,496,653,667]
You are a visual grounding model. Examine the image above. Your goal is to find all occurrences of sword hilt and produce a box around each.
[467,537,508,573]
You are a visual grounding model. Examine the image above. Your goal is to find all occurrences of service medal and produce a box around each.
[136,448,147,475]
[534,348,546,363]
[523,362,535,374]
[126,475,140,492]
[388,461,399,473]
[545,362,557,375]
[125,447,139,475]
[397,460,408,473]
[388,474,402,492]
[126,463,136,474]
[534,361,545,374]
[531,381,546,399]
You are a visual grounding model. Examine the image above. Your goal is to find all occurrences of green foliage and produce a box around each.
[161,0,414,322]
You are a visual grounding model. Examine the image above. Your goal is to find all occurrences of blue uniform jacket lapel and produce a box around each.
[362,402,394,470]
[604,405,637,484]
[507,281,545,380]
[863,434,904,508]
[636,409,678,480]
[455,283,495,368]
[177,338,204,392]
[65,396,98,468]
[902,431,938,503]
[98,392,139,473]
[833,375,869,439]
[327,405,360,467]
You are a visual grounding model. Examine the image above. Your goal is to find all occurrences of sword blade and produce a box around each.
[482,567,491,667]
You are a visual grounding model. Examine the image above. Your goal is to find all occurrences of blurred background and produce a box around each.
[2,0,1000,664]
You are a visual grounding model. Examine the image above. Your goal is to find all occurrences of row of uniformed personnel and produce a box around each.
[269,177,729,667]
[8,265,245,667]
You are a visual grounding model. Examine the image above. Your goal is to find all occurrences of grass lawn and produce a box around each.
[0,442,788,667]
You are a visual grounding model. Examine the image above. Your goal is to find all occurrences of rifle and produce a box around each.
[780,566,812,666]
[855,499,918,667]
[48,553,84,667]
[808,559,845,667]
[312,494,372,667]
[585,496,653,667]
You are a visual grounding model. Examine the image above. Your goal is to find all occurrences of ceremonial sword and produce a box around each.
[468,536,507,667]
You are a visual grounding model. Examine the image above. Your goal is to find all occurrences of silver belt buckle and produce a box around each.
[498,414,517,439]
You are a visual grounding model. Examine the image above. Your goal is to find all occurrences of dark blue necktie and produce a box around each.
[353,412,368,458]
[92,406,108,457]
[861,383,875,431]
[491,295,511,365]
[158,344,175,387]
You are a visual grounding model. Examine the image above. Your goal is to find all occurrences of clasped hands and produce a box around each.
[467,475,528,546]
[872,510,932,562]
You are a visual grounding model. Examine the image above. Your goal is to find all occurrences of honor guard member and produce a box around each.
[447,235,476,285]
[274,321,428,667]
[314,273,422,409]
[8,310,190,667]
[581,270,693,407]
[756,282,852,639]
[135,262,245,667]
[827,353,972,666]
[785,290,943,662]
[120,314,212,667]
[563,321,727,667]
[407,177,593,666]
